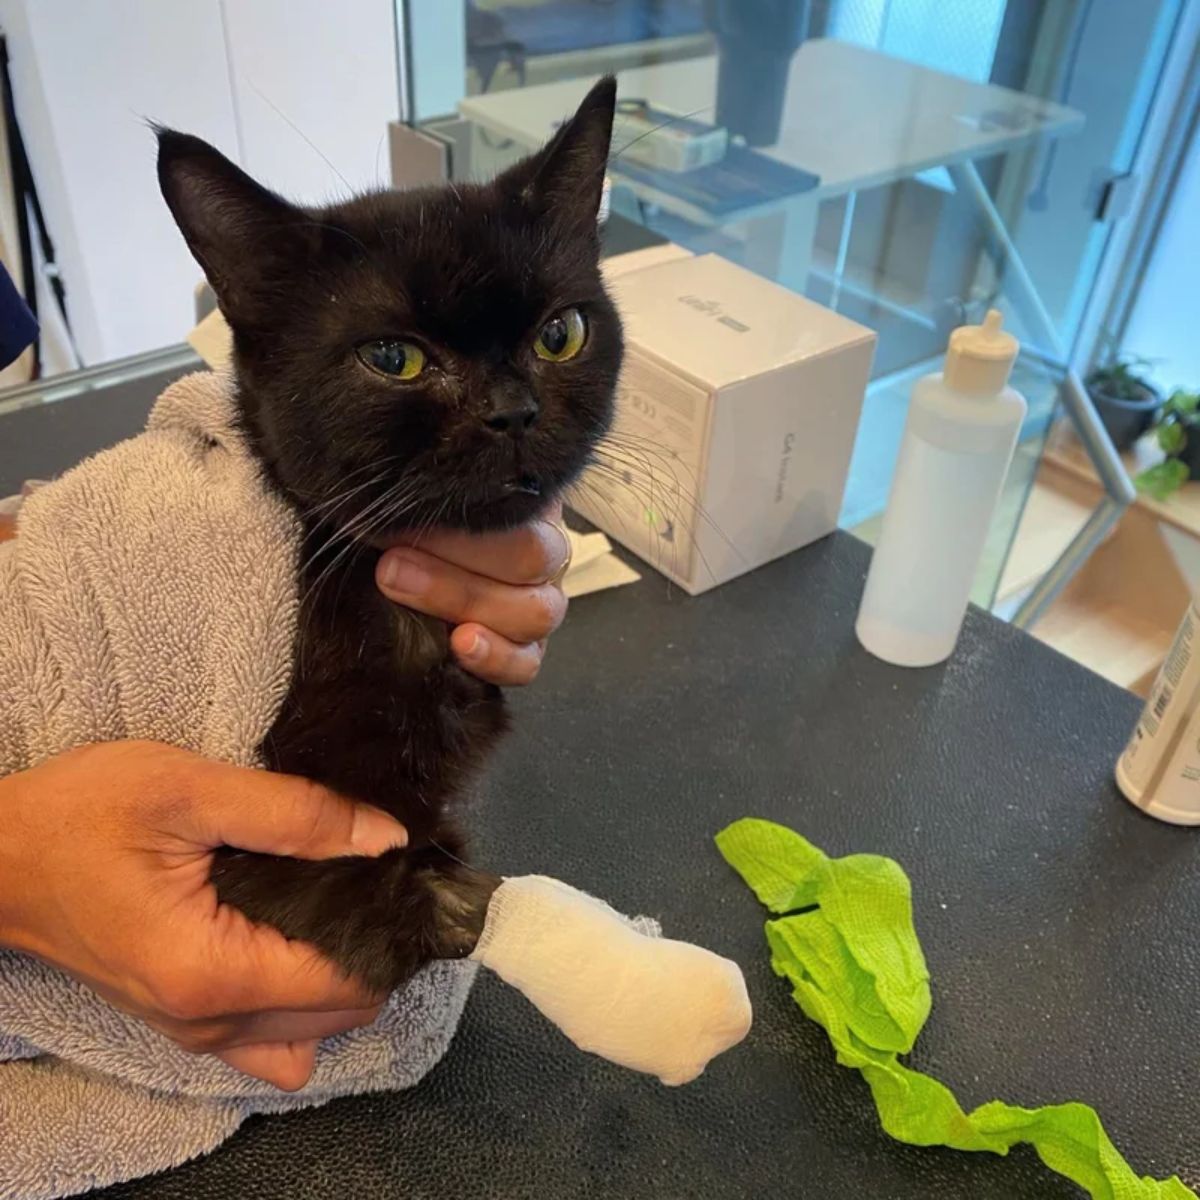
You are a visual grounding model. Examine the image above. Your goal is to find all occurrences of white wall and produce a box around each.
[0,0,239,366]
[0,0,401,369]
[222,0,402,202]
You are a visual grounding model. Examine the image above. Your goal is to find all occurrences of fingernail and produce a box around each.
[379,553,430,596]
[542,521,571,578]
[351,807,408,855]
[462,631,489,661]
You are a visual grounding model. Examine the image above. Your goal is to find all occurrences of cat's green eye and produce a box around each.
[357,339,427,380]
[534,308,586,363]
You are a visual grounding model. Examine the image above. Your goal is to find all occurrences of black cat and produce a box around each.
[156,78,622,993]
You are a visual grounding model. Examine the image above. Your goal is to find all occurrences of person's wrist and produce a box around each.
[0,769,37,952]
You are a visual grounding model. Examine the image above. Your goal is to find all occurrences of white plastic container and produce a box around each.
[856,310,1027,667]
[1116,598,1200,825]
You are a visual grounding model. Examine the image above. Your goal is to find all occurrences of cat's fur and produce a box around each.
[156,78,621,993]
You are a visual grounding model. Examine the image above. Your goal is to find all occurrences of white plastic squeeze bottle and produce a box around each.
[856,309,1026,667]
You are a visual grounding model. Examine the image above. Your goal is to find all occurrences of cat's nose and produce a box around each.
[482,394,539,439]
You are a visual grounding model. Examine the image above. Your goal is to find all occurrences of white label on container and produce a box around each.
[1119,602,1200,797]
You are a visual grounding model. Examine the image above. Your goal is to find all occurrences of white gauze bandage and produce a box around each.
[469,875,752,1085]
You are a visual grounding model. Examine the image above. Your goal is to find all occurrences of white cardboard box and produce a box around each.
[576,252,875,594]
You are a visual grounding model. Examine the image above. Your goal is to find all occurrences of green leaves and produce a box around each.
[1163,389,1200,419]
[1137,390,1200,499]
[716,818,1197,1199]
[1135,458,1189,501]
[1157,421,1187,455]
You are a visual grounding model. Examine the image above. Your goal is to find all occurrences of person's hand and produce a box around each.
[0,740,407,1091]
[376,503,571,686]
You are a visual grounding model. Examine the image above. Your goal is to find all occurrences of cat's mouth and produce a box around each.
[457,470,553,531]
[358,471,551,541]
[500,474,542,499]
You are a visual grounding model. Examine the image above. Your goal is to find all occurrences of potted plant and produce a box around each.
[1136,390,1200,500]
[1085,355,1162,451]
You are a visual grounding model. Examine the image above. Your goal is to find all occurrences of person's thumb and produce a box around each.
[187,760,407,859]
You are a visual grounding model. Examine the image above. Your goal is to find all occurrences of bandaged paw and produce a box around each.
[470,875,752,1085]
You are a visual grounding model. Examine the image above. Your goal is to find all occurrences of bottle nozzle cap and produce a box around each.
[944,308,1020,396]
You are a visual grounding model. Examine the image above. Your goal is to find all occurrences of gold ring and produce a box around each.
[547,519,573,586]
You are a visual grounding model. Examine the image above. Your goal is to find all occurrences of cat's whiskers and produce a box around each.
[573,460,683,579]
[327,490,422,626]
[351,483,427,550]
[565,477,626,547]
[299,476,416,610]
[299,219,369,258]
[332,471,417,534]
[592,434,743,565]
[374,130,387,189]
[294,479,431,671]
[408,485,458,550]
[297,485,385,582]
[300,462,399,524]
[244,78,352,195]
[580,446,728,585]
[586,452,690,554]
[319,479,446,634]
[609,107,713,165]
[309,456,408,512]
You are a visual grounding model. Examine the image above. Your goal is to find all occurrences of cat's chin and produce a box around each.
[453,484,554,533]
[364,484,556,544]
[471,488,552,531]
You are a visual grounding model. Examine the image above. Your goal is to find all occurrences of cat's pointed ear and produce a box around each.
[498,75,615,239]
[156,128,312,328]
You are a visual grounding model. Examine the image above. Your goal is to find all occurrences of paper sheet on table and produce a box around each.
[187,306,233,370]
[716,818,1197,1200]
[562,528,639,598]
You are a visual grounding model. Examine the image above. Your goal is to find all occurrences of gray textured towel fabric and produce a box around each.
[0,371,475,1199]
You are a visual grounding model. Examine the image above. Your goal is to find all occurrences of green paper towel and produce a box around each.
[715,817,1196,1200]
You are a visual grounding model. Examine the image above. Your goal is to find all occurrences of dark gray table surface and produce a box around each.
[0,361,195,496]
[7,380,1199,1200]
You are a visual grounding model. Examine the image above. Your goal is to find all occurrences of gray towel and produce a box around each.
[0,371,475,1199]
